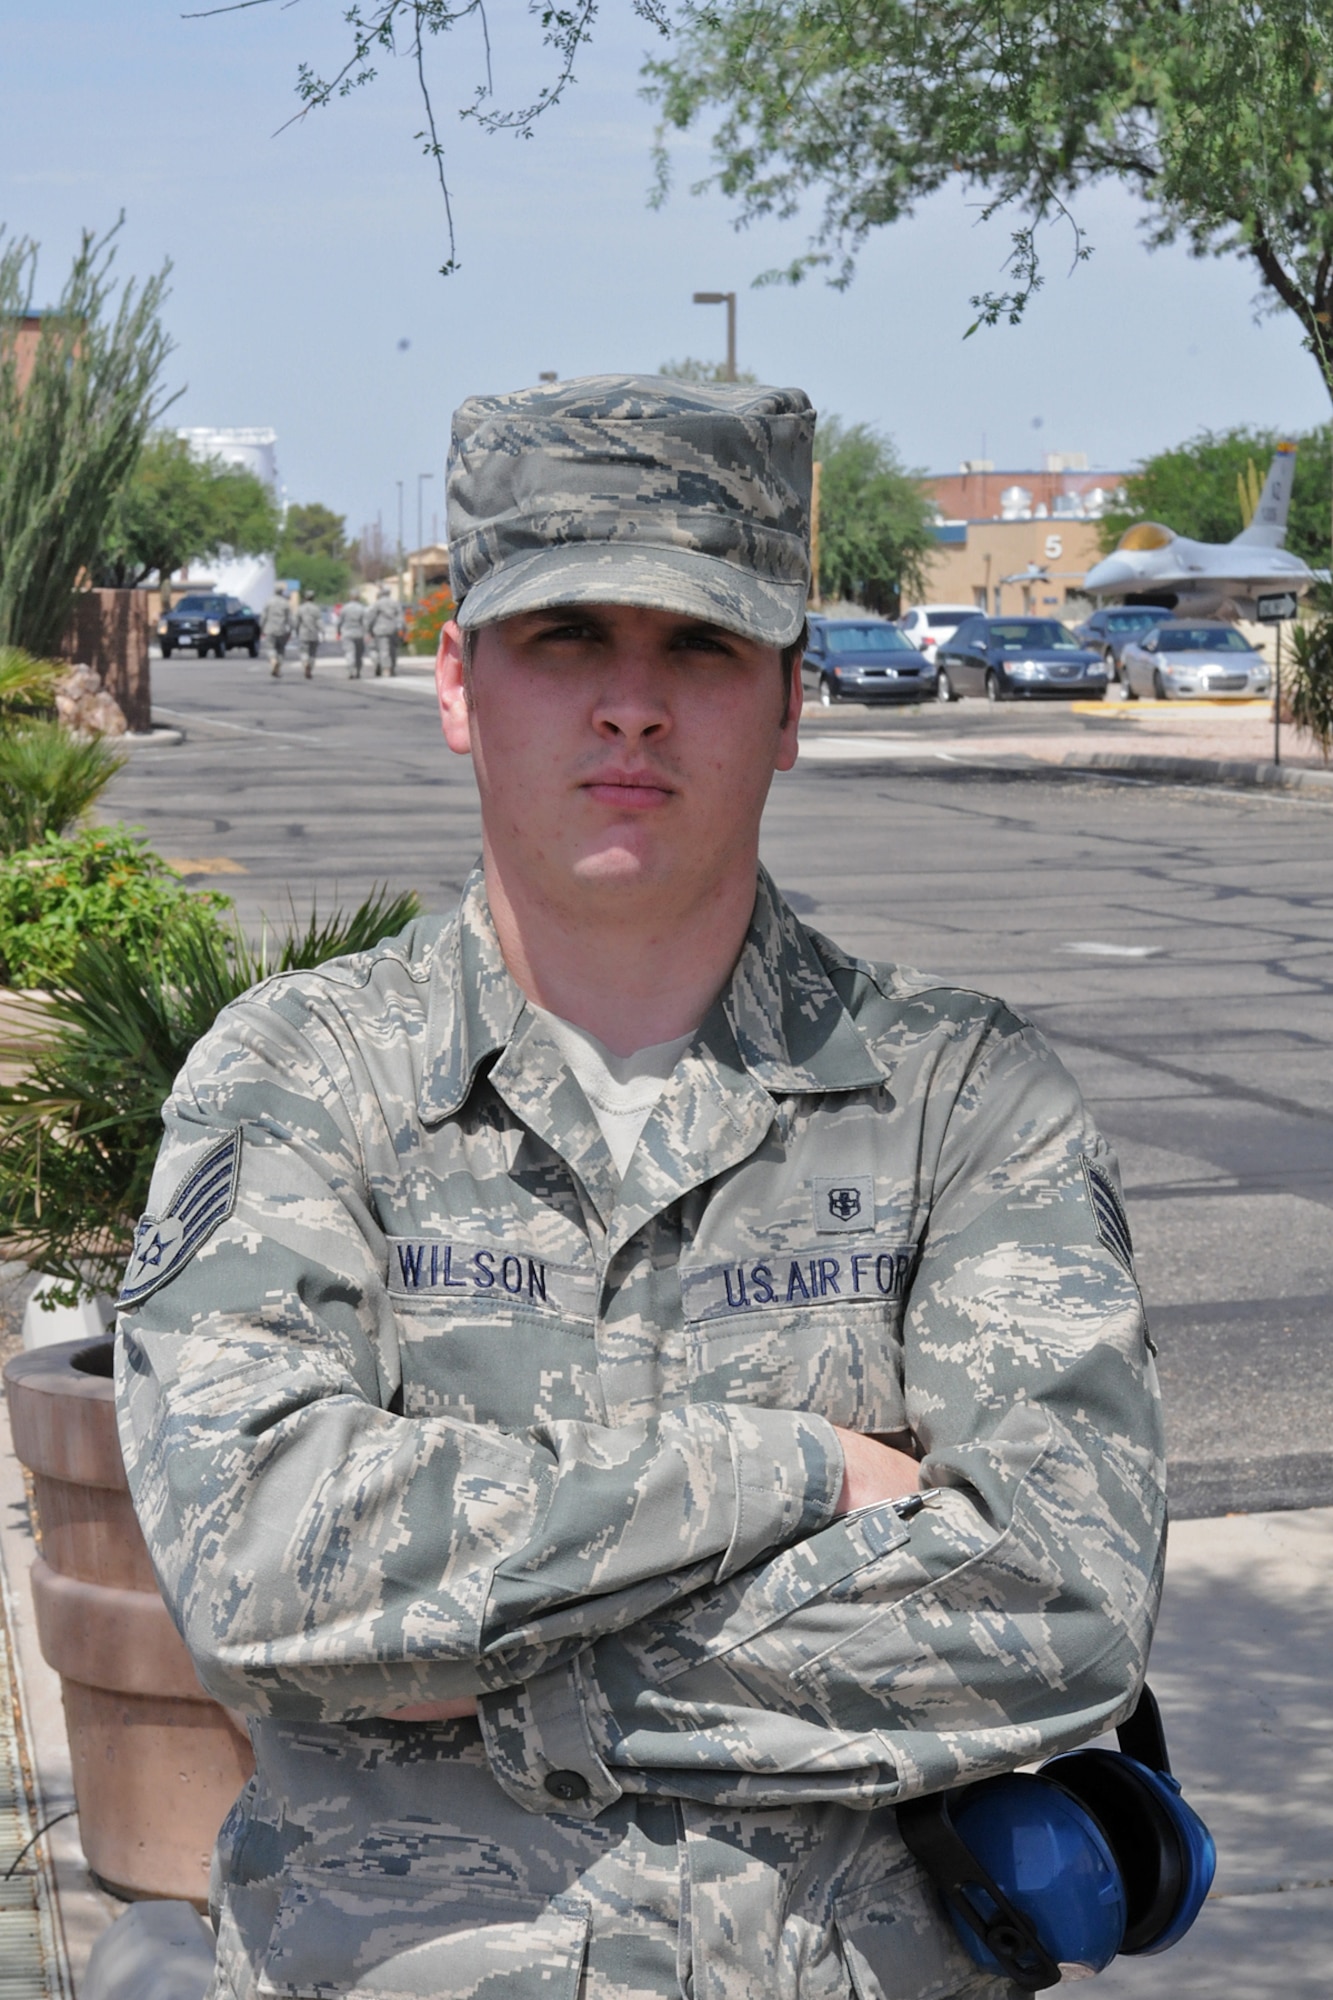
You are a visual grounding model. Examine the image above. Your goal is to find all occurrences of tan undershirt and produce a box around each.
[531,1006,696,1178]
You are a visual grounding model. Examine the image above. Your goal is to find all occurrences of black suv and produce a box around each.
[803,616,935,705]
[158,594,261,658]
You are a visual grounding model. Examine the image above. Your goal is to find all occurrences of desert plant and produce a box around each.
[0,720,124,856]
[0,825,230,989]
[0,884,420,1298]
[0,646,61,717]
[0,221,175,657]
[1287,616,1333,763]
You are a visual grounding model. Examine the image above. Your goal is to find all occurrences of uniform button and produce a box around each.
[544,1769,591,1803]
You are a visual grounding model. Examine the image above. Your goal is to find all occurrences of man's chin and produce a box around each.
[570,846,663,890]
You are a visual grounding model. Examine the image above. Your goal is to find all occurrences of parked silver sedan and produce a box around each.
[1121,621,1271,701]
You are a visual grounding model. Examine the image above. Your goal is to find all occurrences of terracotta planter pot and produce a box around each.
[3,1335,254,1906]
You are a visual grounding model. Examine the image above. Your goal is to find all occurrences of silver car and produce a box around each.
[1121,621,1271,701]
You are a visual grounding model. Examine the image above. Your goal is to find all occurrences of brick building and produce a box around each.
[914,454,1129,615]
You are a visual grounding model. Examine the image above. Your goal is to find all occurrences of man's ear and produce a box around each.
[776,651,803,772]
[436,620,472,754]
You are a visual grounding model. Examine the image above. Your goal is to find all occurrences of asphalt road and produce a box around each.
[101,652,1333,1519]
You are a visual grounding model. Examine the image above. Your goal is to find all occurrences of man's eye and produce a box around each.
[535,622,595,645]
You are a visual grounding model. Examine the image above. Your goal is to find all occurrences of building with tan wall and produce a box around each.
[912,454,1129,616]
[919,516,1110,617]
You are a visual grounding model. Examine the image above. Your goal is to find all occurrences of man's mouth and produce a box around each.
[579,771,676,809]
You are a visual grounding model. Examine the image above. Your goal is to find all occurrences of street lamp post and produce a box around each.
[692,292,736,382]
[395,481,404,605]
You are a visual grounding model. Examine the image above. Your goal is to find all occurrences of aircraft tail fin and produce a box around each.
[1232,445,1297,547]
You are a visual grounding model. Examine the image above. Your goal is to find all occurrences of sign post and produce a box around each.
[1255,592,1299,767]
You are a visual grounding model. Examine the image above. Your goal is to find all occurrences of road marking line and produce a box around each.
[1064,941,1163,958]
[164,857,249,876]
[150,705,322,747]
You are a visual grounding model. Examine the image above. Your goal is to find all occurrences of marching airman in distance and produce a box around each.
[295,588,323,679]
[337,590,370,679]
[260,584,292,678]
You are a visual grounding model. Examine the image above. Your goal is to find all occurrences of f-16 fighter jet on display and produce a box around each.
[1083,445,1317,619]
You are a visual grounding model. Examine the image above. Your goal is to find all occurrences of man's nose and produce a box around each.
[590,655,672,740]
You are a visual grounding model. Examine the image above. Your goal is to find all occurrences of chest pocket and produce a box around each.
[386,1231,604,1430]
[680,1241,917,1435]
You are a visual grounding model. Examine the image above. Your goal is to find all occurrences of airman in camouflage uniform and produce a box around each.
[295,590,323,678]
[368,585,404,677]
[260,587,292,678]
[337,594,370,678]
[116,377,1165,2000]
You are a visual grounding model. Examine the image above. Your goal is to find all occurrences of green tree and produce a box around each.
[646,1,1333,415]
[0,221,174,655]
[276,501,351,601]
[1099,428,1332,567]
[814,419,935,615]
[94,432,280,592]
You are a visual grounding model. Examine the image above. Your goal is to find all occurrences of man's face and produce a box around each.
[436,603,801,916]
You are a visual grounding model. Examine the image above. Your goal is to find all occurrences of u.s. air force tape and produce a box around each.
[1082,1156,1135,1274]
[118,1131,241,1308]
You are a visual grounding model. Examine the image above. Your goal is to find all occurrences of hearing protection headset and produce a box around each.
[897,1686,1216,1989]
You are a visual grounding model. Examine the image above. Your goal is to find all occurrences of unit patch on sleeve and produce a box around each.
[118,1131,242,1309]
[1082,1157,1135,1275]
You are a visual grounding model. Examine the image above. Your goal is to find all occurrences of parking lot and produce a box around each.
[101,652,1333,1519]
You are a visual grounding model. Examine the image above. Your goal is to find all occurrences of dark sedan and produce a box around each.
[158,594,261,659]
[803,616,936,706]
[935,615,1107,703]
[1073,605,1173,679]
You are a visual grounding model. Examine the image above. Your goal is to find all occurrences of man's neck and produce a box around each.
[483,856,757,1058]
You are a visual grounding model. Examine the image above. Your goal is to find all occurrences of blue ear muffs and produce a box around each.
[897,1686,1216,1990]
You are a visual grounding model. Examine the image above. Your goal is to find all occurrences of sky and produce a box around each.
[5,0,1331,545]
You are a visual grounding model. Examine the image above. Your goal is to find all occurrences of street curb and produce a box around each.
[1061,750,1333,794]
[127,725,185,748]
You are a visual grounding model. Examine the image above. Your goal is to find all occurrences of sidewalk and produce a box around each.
[2,1332,1329,1996]
[0,1349,121,1999]
[797,695,1333,795]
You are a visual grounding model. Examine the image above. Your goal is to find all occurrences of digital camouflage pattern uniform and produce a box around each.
[261,592,292,677]
[295,597,323,678]
[368,592,403,678]
[115,866,1165,2000]
[337,596,369,679]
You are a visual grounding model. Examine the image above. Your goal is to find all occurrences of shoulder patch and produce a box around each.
[118,1131,241,1309]
[1082,1156,1134,1275]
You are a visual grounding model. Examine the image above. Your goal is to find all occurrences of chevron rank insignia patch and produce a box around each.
[118,1131,241,1308]
[1082,1156,1134,1275]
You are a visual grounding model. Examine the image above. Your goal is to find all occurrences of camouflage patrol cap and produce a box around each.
[446,374,814,646]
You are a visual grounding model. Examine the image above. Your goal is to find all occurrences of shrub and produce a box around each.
[1287,617,1333,763]
[0,721,126,856]
[0,884,420,1298]
[404,585,456,655]
[0,825,230,988]
[0,646,61,717]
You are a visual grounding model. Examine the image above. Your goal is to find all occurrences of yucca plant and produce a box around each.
[0,646,62,717]
[1287,615,1333,763]
[0,720,125,856]
[0,884,420,1300]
